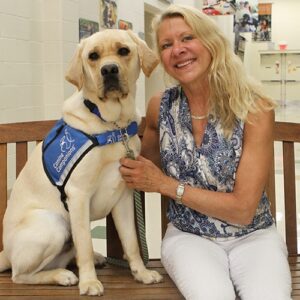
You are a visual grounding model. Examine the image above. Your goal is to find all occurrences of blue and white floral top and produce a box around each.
[159,86,274,238]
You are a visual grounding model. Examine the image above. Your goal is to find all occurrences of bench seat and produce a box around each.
[0,261,183,300]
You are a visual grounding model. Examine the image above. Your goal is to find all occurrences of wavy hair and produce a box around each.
[152,4,275,137]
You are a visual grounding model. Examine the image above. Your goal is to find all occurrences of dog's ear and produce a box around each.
[65,41,85,90]
[127,30,159,77]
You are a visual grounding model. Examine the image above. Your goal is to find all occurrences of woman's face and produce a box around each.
[157,17,212,87]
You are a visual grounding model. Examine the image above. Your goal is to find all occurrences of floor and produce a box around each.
[91,99,300,259]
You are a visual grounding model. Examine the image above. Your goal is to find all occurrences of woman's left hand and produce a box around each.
[119,155,165,192]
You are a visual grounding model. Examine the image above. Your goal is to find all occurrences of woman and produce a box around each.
[120,4,291,300]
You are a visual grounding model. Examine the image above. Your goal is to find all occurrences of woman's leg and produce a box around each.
[229,225,292,300]
[161,223,236,300]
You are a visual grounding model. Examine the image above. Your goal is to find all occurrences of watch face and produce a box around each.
[177,186,184,196]
[176,183,185,203]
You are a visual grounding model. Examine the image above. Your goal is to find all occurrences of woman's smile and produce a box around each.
[174,58,196,69]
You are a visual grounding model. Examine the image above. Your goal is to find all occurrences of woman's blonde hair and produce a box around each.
[152,4,275,137]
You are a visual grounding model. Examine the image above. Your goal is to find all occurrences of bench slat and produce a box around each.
[283,141,298,256]
[16,142,28,177]
[0,144,7,251]
[0,121,56,143]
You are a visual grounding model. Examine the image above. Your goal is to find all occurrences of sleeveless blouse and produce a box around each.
[159,86,274,238]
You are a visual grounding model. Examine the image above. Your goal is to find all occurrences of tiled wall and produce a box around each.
[0,0,44,122]
[0,0,199,124]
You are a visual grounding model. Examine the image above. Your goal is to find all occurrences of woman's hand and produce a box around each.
[119,155,165,193]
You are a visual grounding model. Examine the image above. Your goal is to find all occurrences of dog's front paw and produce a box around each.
[79,279,104,296]
[54,269,79,286]
[133,269,163,284]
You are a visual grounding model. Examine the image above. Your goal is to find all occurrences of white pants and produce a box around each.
[161,223,292,300]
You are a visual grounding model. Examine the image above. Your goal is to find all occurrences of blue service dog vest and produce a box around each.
[42,118,138,211]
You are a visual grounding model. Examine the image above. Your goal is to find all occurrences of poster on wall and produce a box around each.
[99,0,117,29]
[203,0,236,15]
[118,19,133,30]
[253,3,272,42]
[234,1,259,34]
[79,19,99,40]
[233,1,272,53]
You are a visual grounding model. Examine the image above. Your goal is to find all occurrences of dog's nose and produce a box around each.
[101,64,119,76]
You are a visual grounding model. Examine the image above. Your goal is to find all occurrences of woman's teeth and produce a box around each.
[176,59,194,68]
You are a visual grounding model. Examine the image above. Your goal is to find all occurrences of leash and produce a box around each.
[83,99,149,267]
[105,124,149,268]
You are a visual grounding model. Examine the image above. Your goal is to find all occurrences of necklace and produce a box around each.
[191,114,208,120]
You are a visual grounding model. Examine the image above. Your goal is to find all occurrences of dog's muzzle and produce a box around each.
[101,63,121,96]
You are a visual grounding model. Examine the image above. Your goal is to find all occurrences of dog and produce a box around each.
[0,29,162,296]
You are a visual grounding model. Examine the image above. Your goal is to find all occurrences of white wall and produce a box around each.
[270,0,300,50]
[0,0,44,123]
[242,0,300,104]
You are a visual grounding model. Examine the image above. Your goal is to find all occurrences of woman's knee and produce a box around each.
[161,240,236,300]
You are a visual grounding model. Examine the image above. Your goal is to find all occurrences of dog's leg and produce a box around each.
[44,244,75,270]
[8,210,78,286]
[13,268,78,286]
[111,190,163,284]
[67,193,104,296]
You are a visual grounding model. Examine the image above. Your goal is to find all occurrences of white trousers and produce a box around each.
[161,223,292,300]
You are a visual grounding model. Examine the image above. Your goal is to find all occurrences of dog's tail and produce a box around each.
[0,251,11,272]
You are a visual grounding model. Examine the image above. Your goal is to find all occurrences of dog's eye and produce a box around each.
[118,47,130,56]
[88,52,99,61]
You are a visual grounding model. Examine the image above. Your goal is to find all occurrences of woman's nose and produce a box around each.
[171,41,186,56]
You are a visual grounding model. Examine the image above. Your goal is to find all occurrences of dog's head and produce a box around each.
[65,29,158,101]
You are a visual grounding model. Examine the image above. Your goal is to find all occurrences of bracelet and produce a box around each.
[175,182,185,205]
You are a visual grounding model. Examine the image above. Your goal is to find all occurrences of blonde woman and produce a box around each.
[120,4,291,300]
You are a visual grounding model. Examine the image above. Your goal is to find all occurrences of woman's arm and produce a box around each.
[120,103,274,226]
[140,93,162,166]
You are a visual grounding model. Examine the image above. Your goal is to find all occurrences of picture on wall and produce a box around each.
[99,0,117,29]
[203,0,236,15]
[253,3,272,42]
[79,18,99,40]
[118,19,133,30]
[233,1,272,52]
[234,1,258,34]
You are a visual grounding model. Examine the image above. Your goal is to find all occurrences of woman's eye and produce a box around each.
[88,52,99,61]
[182,35,194,42]
[160,43,171,50]
[118,47,130,56]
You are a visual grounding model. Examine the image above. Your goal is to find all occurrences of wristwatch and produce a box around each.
[175,182,185,205]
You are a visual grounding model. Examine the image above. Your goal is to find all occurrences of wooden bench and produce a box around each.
[0,120,299,299]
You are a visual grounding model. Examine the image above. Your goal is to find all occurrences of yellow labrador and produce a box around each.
[0,30,162,296]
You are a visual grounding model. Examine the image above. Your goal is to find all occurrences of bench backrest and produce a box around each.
[265,121,300,256]
[0,120,299,257]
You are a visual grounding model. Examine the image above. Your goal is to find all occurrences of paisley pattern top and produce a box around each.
[159,86,274,238]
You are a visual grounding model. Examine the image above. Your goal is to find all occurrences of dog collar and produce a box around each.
[95,121,138,146]
[83,98,138,150]
[84,99,106,122]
